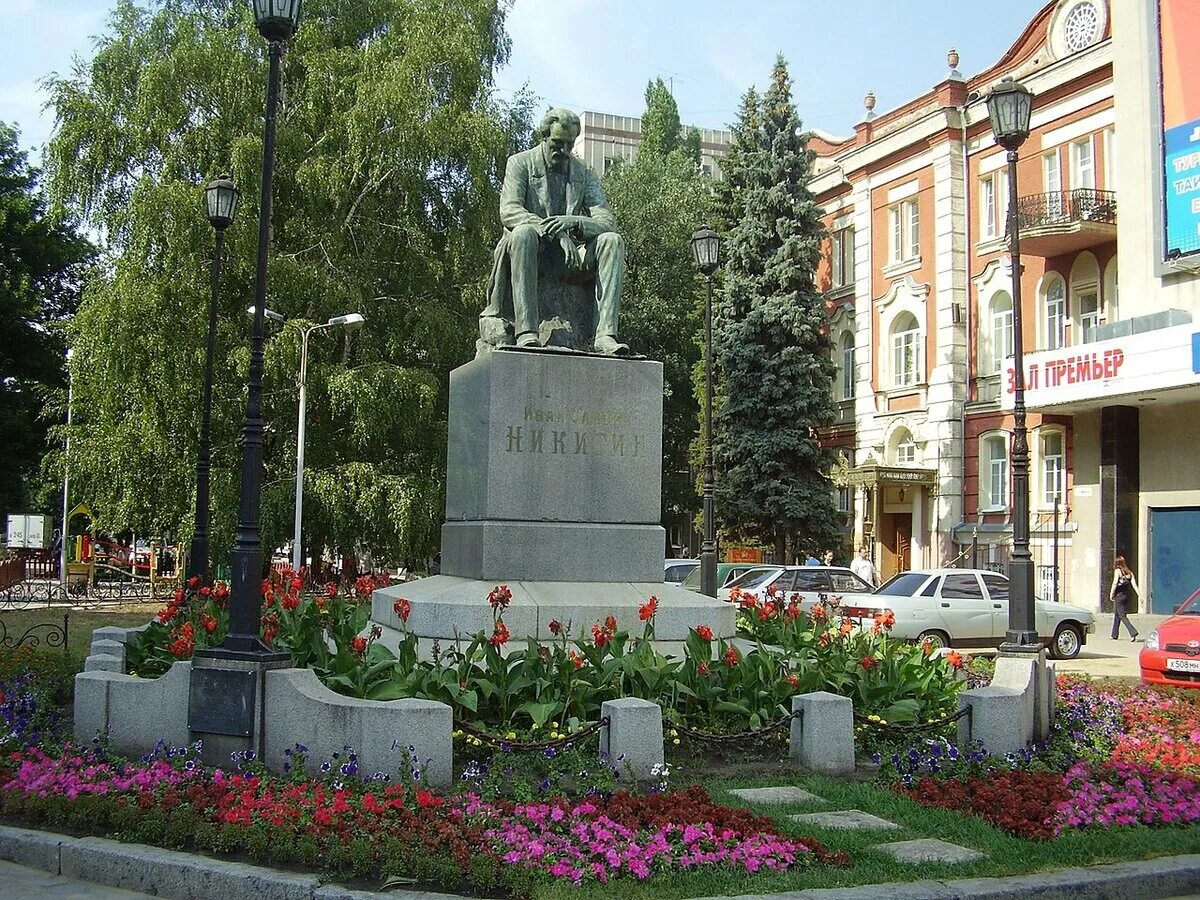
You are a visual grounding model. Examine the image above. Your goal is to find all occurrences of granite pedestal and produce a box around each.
[374,347,734,644]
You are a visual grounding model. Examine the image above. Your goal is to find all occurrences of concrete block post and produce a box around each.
[956,686,1026,755]
[790,692,855,776]
[600,698,663,781]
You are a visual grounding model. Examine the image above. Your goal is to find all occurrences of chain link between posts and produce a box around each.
[453,717,609,752]
[853,704,972,735]
[669,708,803,745]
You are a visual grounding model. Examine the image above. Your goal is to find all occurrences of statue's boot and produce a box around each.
[516,331,542,348]
[594,334,630,356]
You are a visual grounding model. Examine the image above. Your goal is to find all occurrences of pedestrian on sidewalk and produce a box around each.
[1109,555,1140,641]
[851,544,878,588]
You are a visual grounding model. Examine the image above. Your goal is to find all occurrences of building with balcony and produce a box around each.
[812,0,1118,596]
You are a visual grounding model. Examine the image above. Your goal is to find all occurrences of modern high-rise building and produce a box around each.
[572,110,731,178]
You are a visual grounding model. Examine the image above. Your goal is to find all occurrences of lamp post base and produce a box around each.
[998,631,1043,655]
[196,641,291,663]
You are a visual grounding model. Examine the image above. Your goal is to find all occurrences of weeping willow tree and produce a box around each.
[42,0,533,566]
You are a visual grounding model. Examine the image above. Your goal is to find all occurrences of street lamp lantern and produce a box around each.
[691,225,722,598]
[204,175,240,231]
[327,312,364,330]
[985,76,1033,152]
[252,0,302,42]
[690,226,720,277]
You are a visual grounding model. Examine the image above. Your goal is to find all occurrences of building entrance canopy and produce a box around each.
[1000,321,1200,413]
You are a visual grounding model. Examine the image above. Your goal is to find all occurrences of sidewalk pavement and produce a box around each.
[0,857,154,899]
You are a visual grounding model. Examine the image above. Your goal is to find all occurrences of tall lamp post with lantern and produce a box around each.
[218,0,301,654]
[690,226,721,598]
[187,175,240,584]
[986,76,1040,654]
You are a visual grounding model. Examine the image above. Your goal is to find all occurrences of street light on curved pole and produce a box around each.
[985,75,1039,654]
[690,225,721,598]
[187,174,240,584]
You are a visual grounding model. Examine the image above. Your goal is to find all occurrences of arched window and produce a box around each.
[1103,257,1118,323]
[1038,428,1065,508]
[890,312,921,388]
[1070,252,1101,345]
[1042,276,1066,351]
[983,291,1014,375]
[840,333,855,400]
[890,427,917,466]
[979,431,1009,511]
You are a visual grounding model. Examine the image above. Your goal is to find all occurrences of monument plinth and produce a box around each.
[373,348,734,647]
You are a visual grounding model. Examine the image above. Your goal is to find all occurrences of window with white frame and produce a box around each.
[1078,292,1099,343]
[897,434,917,465]
[980,172,1009,240]
[1043,277,1066,350]
[1041,430,1064,507]
[831,227,855,289]
[1043,149,1062,193]
[1071,137,1095,190]
[987,292,1014,375]
[890,312,922,388]
[980,433,1009,511]
[840,333,855,400]
[889,199,919,263]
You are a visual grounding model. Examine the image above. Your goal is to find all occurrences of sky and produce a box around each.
[0,0,1049,163]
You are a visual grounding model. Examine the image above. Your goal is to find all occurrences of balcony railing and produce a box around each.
[1014,189,1116,231]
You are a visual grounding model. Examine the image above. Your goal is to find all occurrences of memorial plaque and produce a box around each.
[188,667,256,737]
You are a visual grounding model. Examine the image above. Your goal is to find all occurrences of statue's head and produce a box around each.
[537,107,581,171]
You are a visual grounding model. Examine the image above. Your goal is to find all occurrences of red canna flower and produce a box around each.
[290,577,303,593]
[213,582,229,600]
[187,575,200,588]
[569,650,584,669]
[811,604,827,620]
[694,624,714,641]
[282,593,300,611]
[201,613,218,634]
[604,614,617,633]
[638,596,658,621]
[859,655,877,670]
[698,661,710,676]
[393,597,412,623]
[199,585,211,597]
[489,621,510,648]
[487,584,513,610]
[351,635,368,655]
[724,646,740,667]
[590,622,612,647]
[786,673,800,688]
[548,618,563,636]
[947,650,965,669]
[325,582,338,598]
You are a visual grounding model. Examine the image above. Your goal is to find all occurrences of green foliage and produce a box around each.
[710,58,840,560]
[0,123,93,521]
[41,0,533,562]
[603,81,713,526]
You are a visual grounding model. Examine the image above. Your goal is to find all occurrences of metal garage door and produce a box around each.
[1150,507,1200,614]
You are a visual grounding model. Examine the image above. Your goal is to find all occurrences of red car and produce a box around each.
[1140,587,1200,689]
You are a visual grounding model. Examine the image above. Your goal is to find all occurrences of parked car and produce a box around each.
[1139,586,1200,689]
[721,565,874,609]
[664,559,701,586]
[679,563,775,593]
[840,569,1096,660]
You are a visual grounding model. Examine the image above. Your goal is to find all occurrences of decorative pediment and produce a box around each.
[876,274,930,313]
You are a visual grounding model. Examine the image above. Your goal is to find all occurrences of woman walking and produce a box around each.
[1109,555,1140,641]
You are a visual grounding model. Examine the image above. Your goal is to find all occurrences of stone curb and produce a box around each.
[690,852,1200,899]
[0,825,461,900]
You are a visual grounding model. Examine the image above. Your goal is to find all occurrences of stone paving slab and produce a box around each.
[729,786,826,805]
[872,837,985,864]
[790,810,900,830]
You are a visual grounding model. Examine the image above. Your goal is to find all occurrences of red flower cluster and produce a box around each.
[694,624,714,641]
[325,582,338,599]
[392,597,412,623]
[167,622,195,658]
[548,619,564,636]
[724,646,740,667]
[858,655,877,670]
[489,621,510,648]
[200,613,218,634]
[591,616,617,647]
[895,771,1068,840]
[871,610,895,634]
[351,636,368,655]
[638,596,658,621]
[487,584,512,610]
[946,650,965,669]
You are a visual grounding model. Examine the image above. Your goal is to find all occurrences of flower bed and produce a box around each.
[0,744,835,895]
[125,571,964,740]
[878,677,1200,840]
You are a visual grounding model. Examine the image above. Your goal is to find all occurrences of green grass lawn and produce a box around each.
[528,771,1200,899]
[1,607,152,664]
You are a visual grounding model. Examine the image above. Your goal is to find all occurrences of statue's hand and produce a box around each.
[559,232,584,273]
[541,215,576,238]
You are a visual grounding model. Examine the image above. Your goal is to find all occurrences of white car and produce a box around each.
[664,559,701,586]
[724,565,874,609]
[834,568,1095,660]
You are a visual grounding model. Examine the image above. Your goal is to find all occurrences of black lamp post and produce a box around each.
[218,0,301,653]
[691,226,721,598]
[188,175,240,585]
[986,76,1039,653]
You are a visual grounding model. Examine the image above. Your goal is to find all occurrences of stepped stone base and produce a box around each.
[372,576,734,645]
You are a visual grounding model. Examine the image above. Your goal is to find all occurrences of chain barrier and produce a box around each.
[853,704,972,735]
[453,716,609,753]
[670,708,802,746]
[0,612,69,657]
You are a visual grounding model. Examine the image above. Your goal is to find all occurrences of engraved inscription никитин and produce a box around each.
[503,425,645,457]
